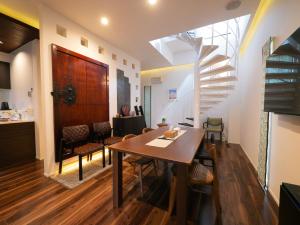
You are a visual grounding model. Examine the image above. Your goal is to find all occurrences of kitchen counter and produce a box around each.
[0,121,36,168]
[0,120,34,125]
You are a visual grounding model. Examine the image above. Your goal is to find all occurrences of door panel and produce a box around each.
[86,104,109,124]
[52,45,109,161]
[86,62,108,105]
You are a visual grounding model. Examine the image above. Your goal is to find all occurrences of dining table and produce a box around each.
[108,126,205,225]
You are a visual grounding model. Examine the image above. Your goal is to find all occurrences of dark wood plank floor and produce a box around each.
[0,144,278,225]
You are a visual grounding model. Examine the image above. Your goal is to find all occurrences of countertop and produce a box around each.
[0,120,34,125]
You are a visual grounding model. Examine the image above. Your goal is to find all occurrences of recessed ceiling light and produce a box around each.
[148,0,157,6]
[0,41,3,45]
[100,17,109,26]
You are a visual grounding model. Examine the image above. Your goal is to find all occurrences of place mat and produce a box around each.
[146,130,187,148]
[146,139,173,148]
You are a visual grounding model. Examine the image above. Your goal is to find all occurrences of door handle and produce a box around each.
[51,84,76,105]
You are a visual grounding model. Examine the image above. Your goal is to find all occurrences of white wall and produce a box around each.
[9,41,35,111]
[141,66,194,128]
[238,0,300,203]
[38,4,141,176]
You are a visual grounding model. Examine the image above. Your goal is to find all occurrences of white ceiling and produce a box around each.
[1,0,259,69]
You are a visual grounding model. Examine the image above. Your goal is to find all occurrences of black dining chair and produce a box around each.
[123,134,158,197]
[59,125,104,180]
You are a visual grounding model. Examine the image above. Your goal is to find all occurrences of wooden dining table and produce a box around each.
[108,126,205,225]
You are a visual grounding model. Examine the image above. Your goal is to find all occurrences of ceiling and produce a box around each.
[0,0,259,69]
[0,13,39,53]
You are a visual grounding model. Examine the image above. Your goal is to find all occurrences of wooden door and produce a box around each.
[52,45,109,161]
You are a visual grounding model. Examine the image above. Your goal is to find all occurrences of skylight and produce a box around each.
[149,14,251,66]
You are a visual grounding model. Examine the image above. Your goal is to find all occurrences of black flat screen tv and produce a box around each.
[264,27,300,115]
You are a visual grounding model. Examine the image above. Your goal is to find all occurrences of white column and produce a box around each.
[193,61,200,128]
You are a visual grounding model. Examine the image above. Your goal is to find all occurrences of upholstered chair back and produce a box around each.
[122,134,136,141]
[93,121,112,138]
[62,125,89,144]
[207,117,222,126]
[142,128,154,134]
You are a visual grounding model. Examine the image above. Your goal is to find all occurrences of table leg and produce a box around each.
[113,150,123,208]
[176,163,188,225]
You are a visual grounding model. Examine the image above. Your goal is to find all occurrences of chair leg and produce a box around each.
[131,164,136,175]
[59,154,63,174]
[90,153,93,161]
[59,160,63,174]
[79,155,83,181]
[220,132,222,142]
[102,149,106,168]
[138,165,143,197]
[87,154,90,161]
[153,161,158,177]
[109,150,112,165]
[155,160,159,171]
[58,144,63,174]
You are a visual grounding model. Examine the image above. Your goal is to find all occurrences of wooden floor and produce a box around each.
[0,144,278,225]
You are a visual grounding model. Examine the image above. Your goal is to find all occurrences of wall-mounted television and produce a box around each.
[264,28,300,115]
[0,61,10,89]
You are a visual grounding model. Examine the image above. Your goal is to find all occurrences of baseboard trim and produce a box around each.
[268,188,279,206]
[237,144,279,211]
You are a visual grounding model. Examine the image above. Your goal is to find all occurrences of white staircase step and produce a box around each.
[200,100,222,105]
[177,34,203,52]
[177,32,191,43]
[200,75,237,84]
[200,106,212,111]
[199,54,229,70]
[199,45,218,60]
[200,65,235,78]
[200,93,229,98]
[201,84,235,90]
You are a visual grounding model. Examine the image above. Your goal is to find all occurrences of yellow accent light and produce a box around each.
[141,63,194,76]
[60,148,110,175]
[240,0,273,54]
[0,4,39,28]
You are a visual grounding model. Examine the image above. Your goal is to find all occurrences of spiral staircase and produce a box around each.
[176,32,237,127]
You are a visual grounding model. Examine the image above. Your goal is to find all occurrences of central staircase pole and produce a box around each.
[193,58,201,128]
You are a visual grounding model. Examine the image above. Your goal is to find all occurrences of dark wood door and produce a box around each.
[52,45,109,161]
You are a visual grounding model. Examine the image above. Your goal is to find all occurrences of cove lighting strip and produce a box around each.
[141,63,194,75]
[0,3,39,28]
[240,0,273,54]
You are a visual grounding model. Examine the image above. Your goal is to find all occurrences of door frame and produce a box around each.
[143,85,151,128]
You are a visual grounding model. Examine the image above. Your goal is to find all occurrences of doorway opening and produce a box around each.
[144,86,151,128]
